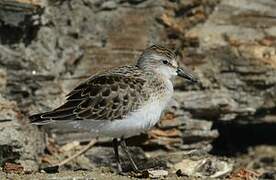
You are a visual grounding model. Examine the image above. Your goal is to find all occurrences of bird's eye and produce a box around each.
[162,60,169,65]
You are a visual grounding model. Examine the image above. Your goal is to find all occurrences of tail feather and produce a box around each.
[29,113,53,125]
[29,101,80,125]
[30,109,78,125]
[40,108,75,119]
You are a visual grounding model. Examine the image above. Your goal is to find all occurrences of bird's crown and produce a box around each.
[143,44,176,59]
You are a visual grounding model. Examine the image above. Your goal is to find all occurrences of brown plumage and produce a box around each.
[30,65,154,123]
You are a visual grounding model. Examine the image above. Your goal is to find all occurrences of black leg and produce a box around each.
[120,139,139,172]
[112,138,122,172]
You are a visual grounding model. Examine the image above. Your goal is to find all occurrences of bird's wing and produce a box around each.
[30,72,150,124]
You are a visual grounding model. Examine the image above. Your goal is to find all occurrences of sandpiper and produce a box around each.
[30,45,198,172]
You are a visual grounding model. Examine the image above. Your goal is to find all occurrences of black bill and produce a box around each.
[176,67,198,83]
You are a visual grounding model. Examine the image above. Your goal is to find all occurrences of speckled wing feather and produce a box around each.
[30,66,150,124]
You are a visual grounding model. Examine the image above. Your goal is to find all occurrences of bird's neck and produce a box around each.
[145,70,174,96]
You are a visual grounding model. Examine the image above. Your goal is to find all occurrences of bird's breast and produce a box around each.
[132,95,172,129]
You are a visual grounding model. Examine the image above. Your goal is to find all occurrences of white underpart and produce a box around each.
[157,65,177,79]
[70,78,174,138]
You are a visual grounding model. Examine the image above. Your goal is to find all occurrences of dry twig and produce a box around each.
[55,139,97,167]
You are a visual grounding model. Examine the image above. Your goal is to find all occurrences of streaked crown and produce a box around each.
[136,45,177,70]
[143,45,176,60]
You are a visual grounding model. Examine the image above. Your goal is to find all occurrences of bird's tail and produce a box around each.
[29,113,53,125]
[29,102,78,125]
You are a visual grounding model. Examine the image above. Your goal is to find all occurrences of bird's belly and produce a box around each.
[97,99,168,138]
[69,97,172,138]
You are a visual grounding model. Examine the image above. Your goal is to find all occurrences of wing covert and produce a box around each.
[38,73,149,122]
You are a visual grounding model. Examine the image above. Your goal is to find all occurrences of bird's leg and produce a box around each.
[120,138,139,172]
[112,138,122,172]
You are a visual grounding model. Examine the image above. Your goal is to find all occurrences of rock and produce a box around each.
[143,169,169,178]
[168,0,276,131]
[0,68,7,92]
[174,157,233,178]
[0,96,44,171]
[100,1,118,10]
[3,162,24,174]
[0,0,43,45]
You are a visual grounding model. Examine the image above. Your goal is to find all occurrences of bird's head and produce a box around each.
[137,45,198,83]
